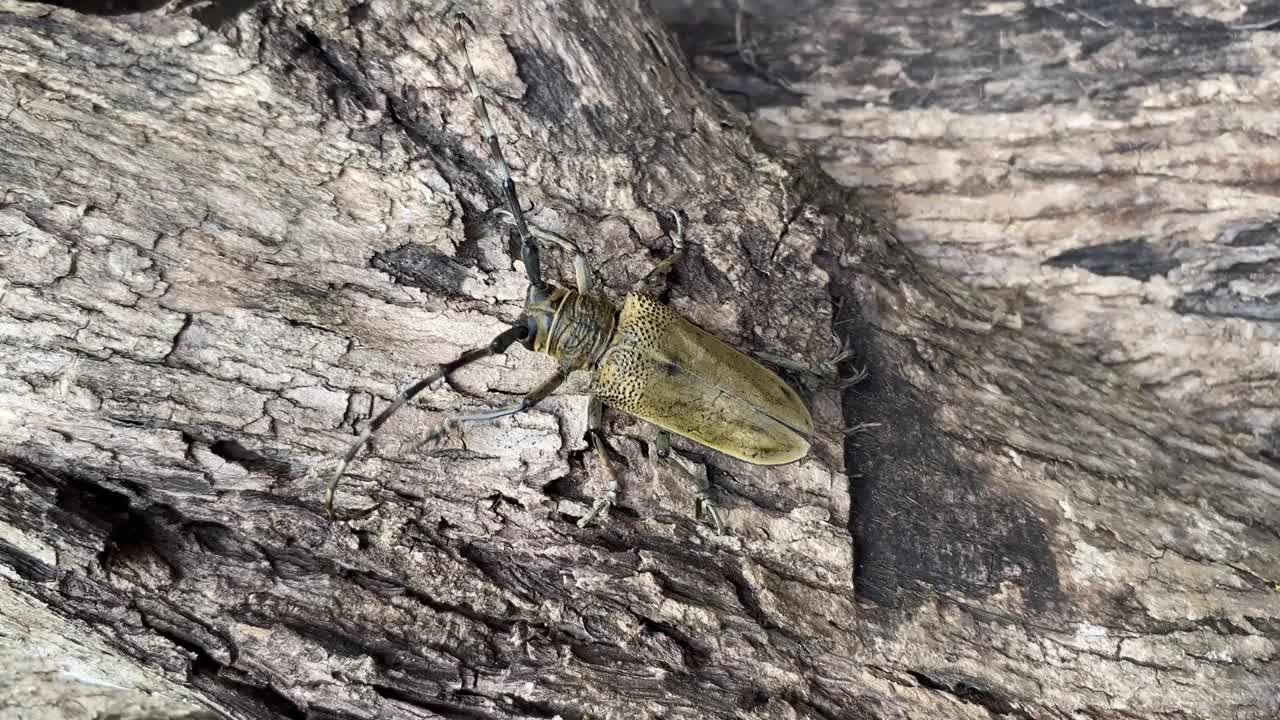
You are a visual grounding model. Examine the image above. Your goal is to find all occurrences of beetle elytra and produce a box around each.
[316,13,814,532]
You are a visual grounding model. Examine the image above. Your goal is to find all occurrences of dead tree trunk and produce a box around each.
[654,0,1280,449]
[0,1,1276,719]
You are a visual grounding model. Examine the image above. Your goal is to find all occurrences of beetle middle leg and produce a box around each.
[577,396,620,528]
[655,431,725,534]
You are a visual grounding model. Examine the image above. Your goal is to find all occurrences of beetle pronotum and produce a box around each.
[317,13,814,532]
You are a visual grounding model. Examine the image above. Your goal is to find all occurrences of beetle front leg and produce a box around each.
[493,209,592,294]
[577,396,619,528]
[630,209,685,296]
[655,432,725,534]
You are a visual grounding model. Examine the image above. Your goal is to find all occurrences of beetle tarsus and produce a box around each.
[656,431,728,534]
[698,495,725,535]
[415,418,459,450]
[630,209,686,295]
[578,397,619,528]
[577,495,614,528]
[309,458,346,521]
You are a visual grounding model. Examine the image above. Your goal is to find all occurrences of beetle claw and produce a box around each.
[417,419,459,450]
[698,497,726,535]
[307,458,347,521]
[577,496,613,528]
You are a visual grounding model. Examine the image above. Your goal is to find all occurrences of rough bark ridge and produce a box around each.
[0,2,1277,720]
[654,0,1280,454]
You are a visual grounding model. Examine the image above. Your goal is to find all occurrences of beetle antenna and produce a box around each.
[318,323,528,519]
[454,12,543,290]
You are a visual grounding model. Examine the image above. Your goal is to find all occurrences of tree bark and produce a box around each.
[0,2,1276,720]
[653,0,1280,450]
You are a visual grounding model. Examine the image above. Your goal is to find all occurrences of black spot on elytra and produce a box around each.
[1044,237,1179,281]
[209,439,293,477]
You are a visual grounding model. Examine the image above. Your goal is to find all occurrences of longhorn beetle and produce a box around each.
[317,13,814,532]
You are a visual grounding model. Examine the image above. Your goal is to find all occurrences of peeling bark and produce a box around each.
[0,2,1277,720]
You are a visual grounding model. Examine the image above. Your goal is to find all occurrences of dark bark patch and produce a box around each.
[1220,219,1280,247]
[507,44,581,131]
[0,538,58,582]
[370,684,494,719]
[210,438,294,477]
[295,25,382,111]
[372,244,472,297]
[1173,258,1280,322]
[1044,237,1179,281]
[190,657,309,720]
[192,0,264,28]
[31,0,169,15]
[909,671,1026,718]
[811,201,1061,611]
[842,334,1060,612]
[657,0,1243,116]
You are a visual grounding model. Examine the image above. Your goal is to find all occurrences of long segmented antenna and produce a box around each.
[319,324,528,519]
[454,12,543,289]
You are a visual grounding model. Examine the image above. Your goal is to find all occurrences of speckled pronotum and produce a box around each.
[316,13,814,531]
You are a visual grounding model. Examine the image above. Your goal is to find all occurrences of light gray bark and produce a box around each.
[1,1,1277,719]
[653,0,1280,451]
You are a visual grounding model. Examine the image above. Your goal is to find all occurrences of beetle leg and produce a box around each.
[630,209,685,295]
[454,12,543,289]
[655,432,725,534]
[316,324,528,520]
[494,209,592,294]
[577,396,619,528]
[754,335,860,383]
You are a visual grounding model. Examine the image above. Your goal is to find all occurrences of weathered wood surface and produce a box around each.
[0,1,1277,719]
[654,0,1280,450]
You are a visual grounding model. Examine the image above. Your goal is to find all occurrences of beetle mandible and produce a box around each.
[317,13,814,532]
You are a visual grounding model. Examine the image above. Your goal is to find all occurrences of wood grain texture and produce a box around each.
[654,0,1280,456]
[1,1,1277,719]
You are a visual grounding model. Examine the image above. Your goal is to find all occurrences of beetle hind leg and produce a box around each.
[577,397,619,528]
[655,432,726,534]
[754,333,865,392]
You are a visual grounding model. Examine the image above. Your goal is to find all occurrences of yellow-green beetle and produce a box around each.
[317,14,813,532]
